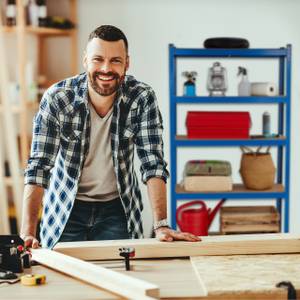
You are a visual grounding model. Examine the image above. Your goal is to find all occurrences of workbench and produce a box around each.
[1,234,300,299]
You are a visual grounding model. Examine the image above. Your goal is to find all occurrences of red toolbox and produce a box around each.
[186,111,251,139]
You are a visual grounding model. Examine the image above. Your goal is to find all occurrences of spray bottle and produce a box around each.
[182,71,197,96]
[237,66,251,96]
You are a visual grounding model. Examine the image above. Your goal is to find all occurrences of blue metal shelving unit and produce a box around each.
[169,44,291,232]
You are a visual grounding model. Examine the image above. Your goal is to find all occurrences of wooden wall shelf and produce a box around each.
[1,26,75,36]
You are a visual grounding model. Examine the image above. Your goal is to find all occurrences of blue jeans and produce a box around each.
[59,198,129,242]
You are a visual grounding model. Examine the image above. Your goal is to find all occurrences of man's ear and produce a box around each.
[82,51,87,69]
[126,56,130,71]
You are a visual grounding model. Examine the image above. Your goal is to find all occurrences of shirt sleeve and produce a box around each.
[135,88,170,184]
[24,91,60,189]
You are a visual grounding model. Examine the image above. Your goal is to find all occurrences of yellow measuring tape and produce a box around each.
[20,274,46,286]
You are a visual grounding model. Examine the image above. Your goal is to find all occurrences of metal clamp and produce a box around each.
[119,247,135,271]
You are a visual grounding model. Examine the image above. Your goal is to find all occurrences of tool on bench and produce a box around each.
[119,247,135,271]
[0,235,31,273]
[276,281,297,300]
[21,274,46,286]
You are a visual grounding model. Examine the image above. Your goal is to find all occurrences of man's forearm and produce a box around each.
[21,184,44,237]
[146,177,167,222]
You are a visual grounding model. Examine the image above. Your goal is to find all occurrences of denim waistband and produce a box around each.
[75,197,120,207]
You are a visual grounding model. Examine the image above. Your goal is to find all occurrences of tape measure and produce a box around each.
[20,274,46,286]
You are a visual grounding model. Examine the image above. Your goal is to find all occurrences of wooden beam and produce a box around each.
[54,233,300,260]
[69,0,78,76]
[16,0,30,165]
[0,128,10,234]
[31,249,159,299]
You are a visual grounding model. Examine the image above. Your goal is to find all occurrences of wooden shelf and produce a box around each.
[176,183,285,198]
[176,183,284,194]
[1,26,75,36]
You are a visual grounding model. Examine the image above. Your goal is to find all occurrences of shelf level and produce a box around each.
[174,96,288,104]
[1,26,75,36]
[175,135,286,147]
[176,184,285,199]
[170,45,289,58]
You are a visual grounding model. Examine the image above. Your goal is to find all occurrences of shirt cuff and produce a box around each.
[24,169,50,189]
[142,168,169,184]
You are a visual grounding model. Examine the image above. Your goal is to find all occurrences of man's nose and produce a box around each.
[100,60,112,73]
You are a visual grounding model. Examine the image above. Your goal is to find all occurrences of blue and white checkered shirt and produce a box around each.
[24,73,169,249]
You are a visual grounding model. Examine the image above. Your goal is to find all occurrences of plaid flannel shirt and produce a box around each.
[24,73,169,249]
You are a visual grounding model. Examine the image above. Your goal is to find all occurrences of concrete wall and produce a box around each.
[76,0,300,235]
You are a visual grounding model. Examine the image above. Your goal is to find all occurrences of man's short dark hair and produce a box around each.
[88,25,128,53]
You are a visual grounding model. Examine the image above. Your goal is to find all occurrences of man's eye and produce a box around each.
[93,58,102,62]
[112,60,122,64]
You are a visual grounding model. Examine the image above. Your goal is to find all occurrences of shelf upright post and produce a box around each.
[276,51,285,228]
[284,44,292,232]
[16,0,29,165]
[69,0,78,76]
[169,44,177,229]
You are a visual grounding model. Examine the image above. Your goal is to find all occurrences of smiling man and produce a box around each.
[21,25,200,249]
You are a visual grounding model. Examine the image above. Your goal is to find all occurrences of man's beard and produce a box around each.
[88,70,125,96]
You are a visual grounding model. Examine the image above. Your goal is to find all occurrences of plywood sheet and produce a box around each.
[95,258,207,298]
[191,254,300,296]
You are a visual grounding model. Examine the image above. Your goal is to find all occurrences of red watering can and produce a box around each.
[176,199,226,236]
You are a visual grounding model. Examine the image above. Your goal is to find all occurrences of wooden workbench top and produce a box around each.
[1,254,299,299]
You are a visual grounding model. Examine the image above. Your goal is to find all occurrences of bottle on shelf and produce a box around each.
[237,66,251,96]
[27,0,39,26]
[6,0,16,26]
[36,0,47,27]
[182,71,197,96]
[262,111,271,137]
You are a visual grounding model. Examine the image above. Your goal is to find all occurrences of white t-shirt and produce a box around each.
[76,102,119,202]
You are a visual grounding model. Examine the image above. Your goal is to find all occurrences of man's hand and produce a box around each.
[155,227,201,242]
[20,234,40,249]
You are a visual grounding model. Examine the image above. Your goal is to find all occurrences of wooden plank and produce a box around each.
[222,223,280,233]
[0,128,10,234]
[190,254,300,298]
[16,0,30,166]
[176,183,284,194]
[0,264,120,300]
[54,233,300,260]
[69,0,78,76]
[31,249,159,299]
[95,258,207,298]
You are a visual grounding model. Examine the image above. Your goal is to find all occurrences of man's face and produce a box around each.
[84,38,129,97]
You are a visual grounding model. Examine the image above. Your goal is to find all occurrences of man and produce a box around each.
[21,25,200,249]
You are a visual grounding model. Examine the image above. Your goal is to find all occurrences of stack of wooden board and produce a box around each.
[220,206,280,234]
[183,160,233,191]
